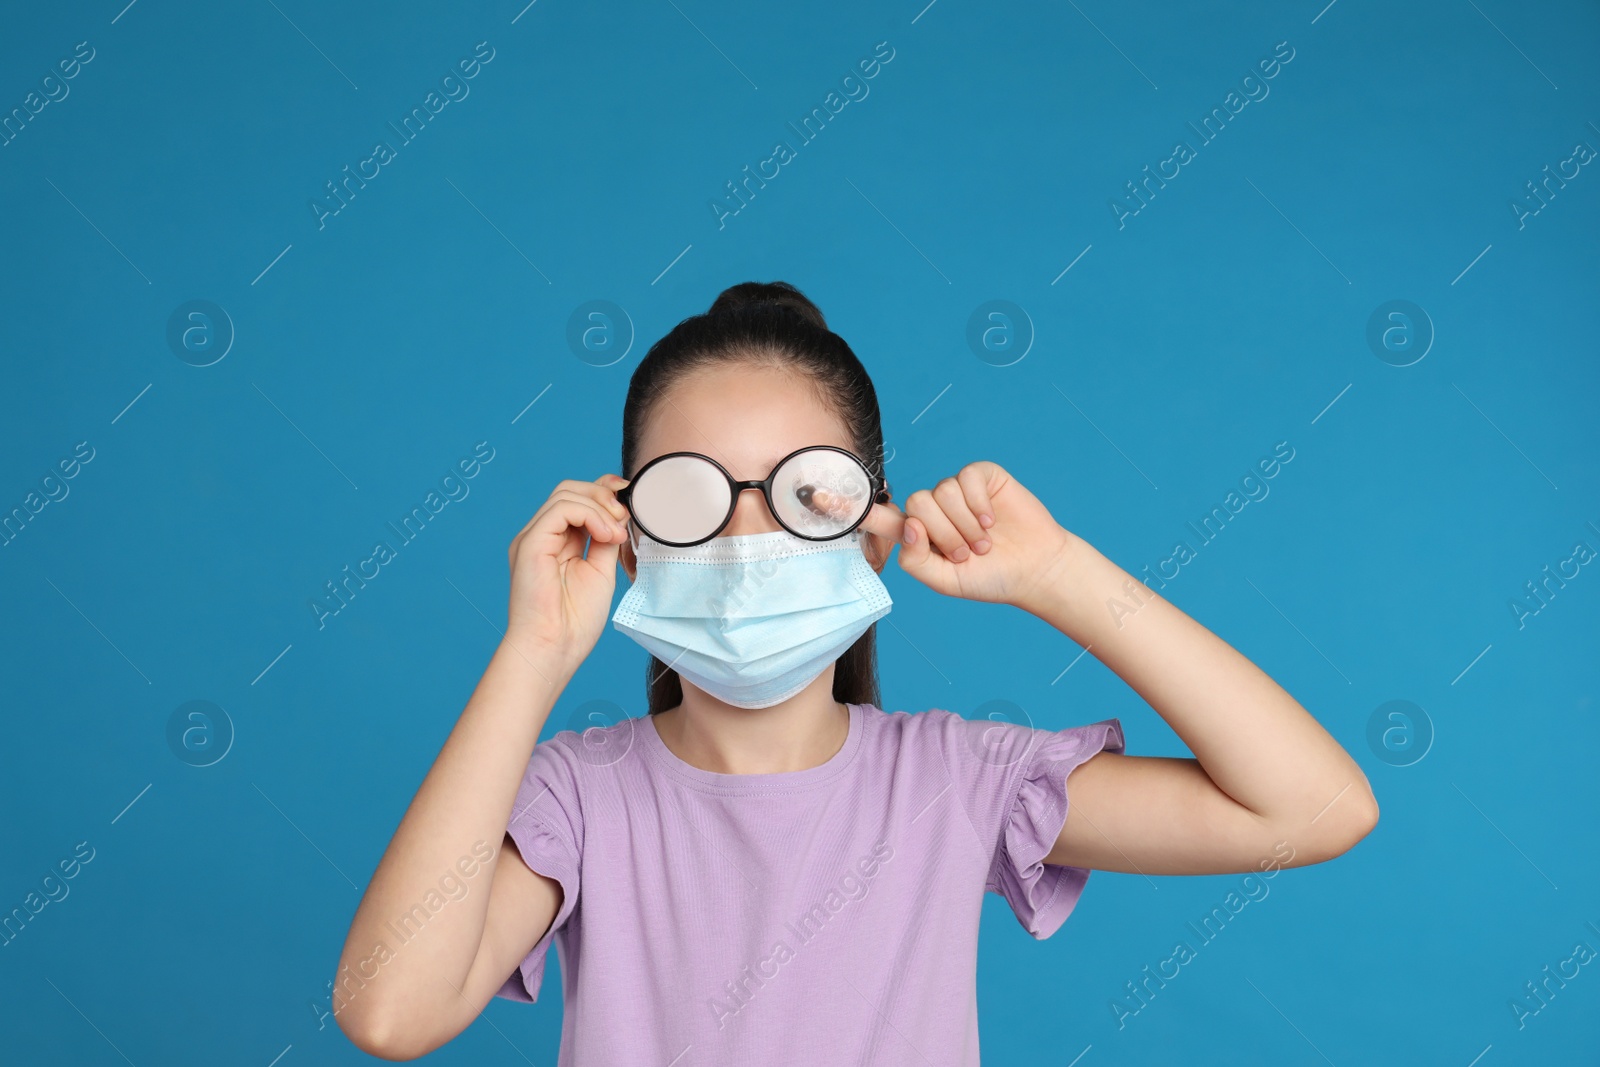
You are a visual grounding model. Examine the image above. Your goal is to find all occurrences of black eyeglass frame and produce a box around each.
[616,444,890,548]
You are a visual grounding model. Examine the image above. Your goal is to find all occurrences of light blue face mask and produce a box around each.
[612,526,893,709]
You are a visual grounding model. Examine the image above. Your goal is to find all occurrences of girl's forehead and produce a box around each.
[637,368,851,475]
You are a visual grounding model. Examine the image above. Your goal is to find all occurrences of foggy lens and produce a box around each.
[631,455,731,544]
[771,448,871,537]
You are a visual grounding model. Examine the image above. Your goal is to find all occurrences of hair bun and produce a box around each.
[706,280,828,331]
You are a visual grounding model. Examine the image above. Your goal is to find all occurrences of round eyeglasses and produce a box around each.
[617,445,889,547]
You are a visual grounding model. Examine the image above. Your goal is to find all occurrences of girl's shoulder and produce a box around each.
[858,702,1001,760]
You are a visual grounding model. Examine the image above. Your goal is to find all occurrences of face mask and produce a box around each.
[612,527,893,709]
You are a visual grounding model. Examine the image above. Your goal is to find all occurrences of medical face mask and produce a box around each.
[611,526,893,709]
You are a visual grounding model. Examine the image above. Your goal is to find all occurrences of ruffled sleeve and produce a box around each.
[986,717,1125,939]
[494,739,584,1003]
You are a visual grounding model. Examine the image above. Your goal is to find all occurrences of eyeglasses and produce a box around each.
[617,445,889,547]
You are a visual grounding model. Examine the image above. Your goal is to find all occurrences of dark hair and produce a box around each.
[620,281,888,716]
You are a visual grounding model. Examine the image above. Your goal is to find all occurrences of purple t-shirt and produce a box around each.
[495,701,1125,1065]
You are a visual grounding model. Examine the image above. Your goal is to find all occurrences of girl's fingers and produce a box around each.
[511,476,630,562]
[930,476,987,555]
[526,495,628,557]
[557,494,629,543]
[955,464,997,537]
[900,515,931,565]
[584,514,625,567]
[590,474,632,524]
[556,475,630,524]
[899,515,956,590]
[859,500,907,544]
[524,477,630,534]
[907,488,970,561]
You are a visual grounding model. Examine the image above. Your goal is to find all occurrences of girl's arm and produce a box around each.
[877,461,1378,879]
[334,474,629,1056]
[1026,532,1379,875]
[333,637,575,1058]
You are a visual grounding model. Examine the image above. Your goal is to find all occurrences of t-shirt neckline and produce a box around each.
[640,702,864,794]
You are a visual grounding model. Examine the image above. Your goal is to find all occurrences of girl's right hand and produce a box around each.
[504,473,631,668]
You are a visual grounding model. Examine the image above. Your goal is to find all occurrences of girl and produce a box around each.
[333,281,1378,1063]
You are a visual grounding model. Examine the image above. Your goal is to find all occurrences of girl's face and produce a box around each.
[621,361,893,582]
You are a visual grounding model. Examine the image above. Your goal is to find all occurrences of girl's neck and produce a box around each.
[653,675,848,775]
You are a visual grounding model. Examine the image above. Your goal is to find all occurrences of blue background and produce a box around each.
[2,0,1597,1063]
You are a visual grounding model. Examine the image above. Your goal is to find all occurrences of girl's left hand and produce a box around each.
[861,460,1079,608]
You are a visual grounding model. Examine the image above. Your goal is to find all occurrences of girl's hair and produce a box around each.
[620,280,888,716]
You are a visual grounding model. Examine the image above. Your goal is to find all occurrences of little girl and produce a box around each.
[333,281,1378,1063]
